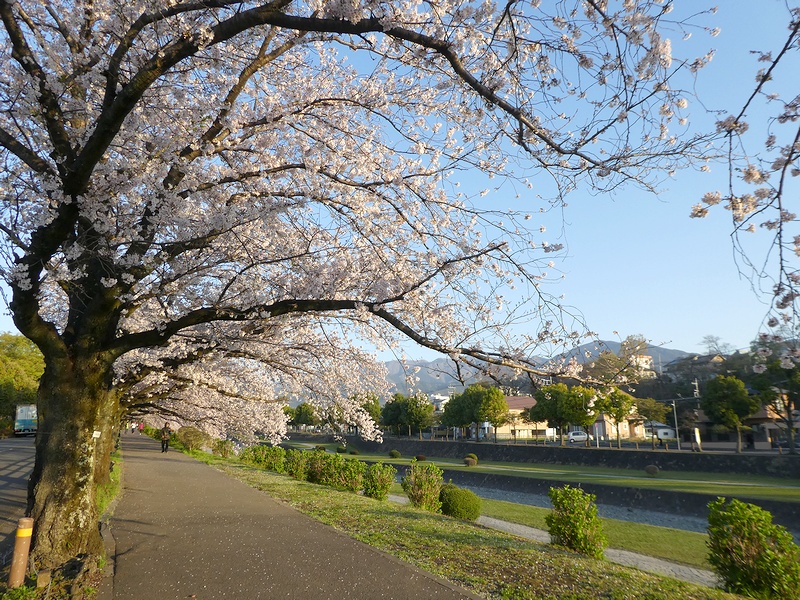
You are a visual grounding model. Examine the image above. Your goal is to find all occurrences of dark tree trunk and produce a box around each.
[27,356,119,570]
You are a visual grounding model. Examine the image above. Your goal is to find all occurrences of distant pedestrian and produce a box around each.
[131,423,136,434]
[161,423,171,453]
[138,422,144,435]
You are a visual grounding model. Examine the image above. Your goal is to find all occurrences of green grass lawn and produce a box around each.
[384,481,712,569]
[200,453,742,600]
[479,498,710,569]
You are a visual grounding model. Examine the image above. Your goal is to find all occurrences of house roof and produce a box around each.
[505,396,536,411]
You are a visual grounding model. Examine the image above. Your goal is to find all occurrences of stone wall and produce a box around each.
[352,437,800,479]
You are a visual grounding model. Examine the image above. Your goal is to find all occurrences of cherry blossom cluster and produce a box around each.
[0,1,720,441]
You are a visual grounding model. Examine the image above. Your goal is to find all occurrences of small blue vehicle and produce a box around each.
[14,404,37,436]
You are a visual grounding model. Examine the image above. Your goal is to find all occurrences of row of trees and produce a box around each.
[523,383,670,449]
[439,385,509,442]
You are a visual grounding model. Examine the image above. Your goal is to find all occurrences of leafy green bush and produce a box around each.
[644,464,659,477]
[212,439,235,458]
[464,453,478,464]
[401,459,443,512]
[306,448,337,485]
[348,449,360,455]
[545,485,607,559]
[363,462,397,501]
[176,426,210,452]
[707,497,800,599]
[285,449,310,480]
[336,457,366,492]
[336,445,347,453]
[388,449,401,458]
[305,451,365,491]
[314,445,327,451]
[439,483,481,521]
[239,445,286,473]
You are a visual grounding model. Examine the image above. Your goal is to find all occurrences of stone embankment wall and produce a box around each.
[353,437,800,479]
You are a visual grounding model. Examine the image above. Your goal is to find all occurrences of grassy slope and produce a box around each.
[195,452,746,600]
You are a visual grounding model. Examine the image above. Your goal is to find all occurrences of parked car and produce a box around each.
[772,439,800,449]
[567,430,592,444]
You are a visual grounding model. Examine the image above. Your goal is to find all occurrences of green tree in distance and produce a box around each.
[293,402,319,427]
[635,397,669,450]
[701,375,759,453]
[477,386,509,443]
[749,336,800,455]
[596,387,636,449]
[360,393,382,426]
[0,333,44,424]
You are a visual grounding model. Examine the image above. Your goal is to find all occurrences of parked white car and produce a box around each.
[567,430,591,444]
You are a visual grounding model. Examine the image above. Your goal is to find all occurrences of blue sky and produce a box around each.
[0,1,794,360]
[545,0,796,354]
[393,0,799,359]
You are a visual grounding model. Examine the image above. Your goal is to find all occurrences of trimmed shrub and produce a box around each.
[415,454,427,461]
[363,462,398,501]
[176,426,210,452]
[401,459,443,512]
[314,445,327,451]
[285,449,310,480]
[212,439,235,458]
[464,453,478,464]
[337,457,366,492]
[388,449,401,458]
[239,445,286,473]
[336,445,347,453]
[545,485,607,559]
[707,497,800,599]
[644,464,660,477]
[349,449,360,455]
[463,457,477,467]
[439,483,481,521]
[305,451,365,491]
[306,448,338,485]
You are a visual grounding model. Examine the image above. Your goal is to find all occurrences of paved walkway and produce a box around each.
[0,437,35,566]
[101,435,480,599]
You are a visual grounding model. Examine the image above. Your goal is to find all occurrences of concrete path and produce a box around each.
[102,435,480,599]
[0,437,35,566]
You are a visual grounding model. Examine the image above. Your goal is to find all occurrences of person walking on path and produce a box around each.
[101,435,479,600]
[160,423,171,452]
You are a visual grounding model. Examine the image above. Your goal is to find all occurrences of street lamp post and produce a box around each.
[671,401,681,451]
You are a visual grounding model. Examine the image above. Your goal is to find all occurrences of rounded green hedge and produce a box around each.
[439,483,481,521]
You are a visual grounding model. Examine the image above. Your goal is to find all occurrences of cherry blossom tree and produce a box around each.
[0,0,718,573]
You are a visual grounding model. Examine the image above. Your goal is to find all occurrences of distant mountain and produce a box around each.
[560,341,692,369]
[384,357,481,397]
[384,342,692,395]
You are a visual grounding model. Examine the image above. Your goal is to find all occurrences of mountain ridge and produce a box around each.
[385,341,693,396]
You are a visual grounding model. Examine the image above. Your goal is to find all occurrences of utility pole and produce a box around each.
[672,400,682,451]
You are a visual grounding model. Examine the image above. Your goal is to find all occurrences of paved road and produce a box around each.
[0,437,34,564]
[102,435,480,599]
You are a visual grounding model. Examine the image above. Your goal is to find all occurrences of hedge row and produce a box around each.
[240,446,397,501]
